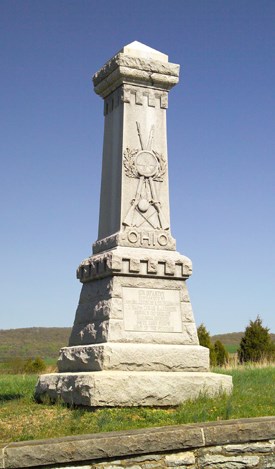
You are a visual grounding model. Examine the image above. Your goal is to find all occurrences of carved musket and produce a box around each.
[148,177,169,230]
[136,121,145,150]
[123,176,144,226]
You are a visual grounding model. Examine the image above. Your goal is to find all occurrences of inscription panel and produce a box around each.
[123,287,182,333]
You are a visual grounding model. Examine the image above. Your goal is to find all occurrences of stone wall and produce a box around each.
[1,417,274,468]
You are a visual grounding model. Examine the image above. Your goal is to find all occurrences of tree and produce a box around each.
[197,323,211,348]
[197,323,217,366]
[214,340,229,367]
[238,316,275,363]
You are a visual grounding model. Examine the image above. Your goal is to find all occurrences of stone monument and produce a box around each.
[35,41,232,406]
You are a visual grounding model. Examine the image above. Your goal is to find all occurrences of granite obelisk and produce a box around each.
[35,42,232,406]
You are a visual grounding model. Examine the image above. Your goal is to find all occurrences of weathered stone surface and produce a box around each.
[198,454,260,468]
[2,424,203,468]
[165,451,195,466]
[224,442,274,453]
[35,371,232,407]
[95,461,124,469]
[93,41,180,99]
[203,417,275,446]
[95,465,124,469]
[111,454,163,466]
[92,230,177,254]
[1,418,274,468]
[199,441,275,456]
[58,343,209,372]
[77,247,192,282]
[68,274,199,348]
[262,455,275,468]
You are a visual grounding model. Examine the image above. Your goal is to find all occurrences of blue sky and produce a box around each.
[0,0,274,334]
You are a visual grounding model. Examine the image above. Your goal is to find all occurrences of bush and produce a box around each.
[23,357,47,374]
[197,323,211,348]
[197,324,229,367]
[238,316,275,363]
[214,340,229,367]
[2,356,47,374]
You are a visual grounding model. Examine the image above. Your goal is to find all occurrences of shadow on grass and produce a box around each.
[0,393,23,402]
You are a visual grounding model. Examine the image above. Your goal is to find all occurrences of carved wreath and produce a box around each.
[123,147,167,182]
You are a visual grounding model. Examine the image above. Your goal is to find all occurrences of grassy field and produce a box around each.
[0,366,274,443]
[0,327,71,362]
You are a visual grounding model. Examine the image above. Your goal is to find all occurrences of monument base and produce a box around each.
[35,371,232,407]
[57,343,210,372]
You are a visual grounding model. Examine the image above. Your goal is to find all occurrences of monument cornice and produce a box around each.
[77,247,192,283]
[93,53,180,98]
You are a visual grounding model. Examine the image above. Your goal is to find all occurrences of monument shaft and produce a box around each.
[35,42,232,406]
[93,42,180,253]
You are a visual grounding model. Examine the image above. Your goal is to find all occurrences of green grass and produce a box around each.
[0,366,274,443]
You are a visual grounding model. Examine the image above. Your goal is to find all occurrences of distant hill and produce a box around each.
[211,332,245,345]
[0,327,274,362]
[212,331,275,346]
[0,327,71,362]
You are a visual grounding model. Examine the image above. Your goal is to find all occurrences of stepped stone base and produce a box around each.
[57,343,209,372]
[35,371,232,407]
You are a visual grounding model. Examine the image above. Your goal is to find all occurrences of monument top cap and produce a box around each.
[93,41,179,98]
[119,41,168,63]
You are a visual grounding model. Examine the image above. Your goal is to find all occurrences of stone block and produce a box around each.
[165,450,195,466]
[35,371,232,407]
[224,442,274,453]
[3,424,204,468]
[198,454,260,468]
[203,417,275,446]
[57,343,209,372]
[262,456,275,468]
[69,269,200,348]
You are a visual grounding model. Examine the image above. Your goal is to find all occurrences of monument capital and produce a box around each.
[93,41,180,98]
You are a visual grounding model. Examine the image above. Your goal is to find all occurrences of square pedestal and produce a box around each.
[35,370,233,407]
[57,343,210,372]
